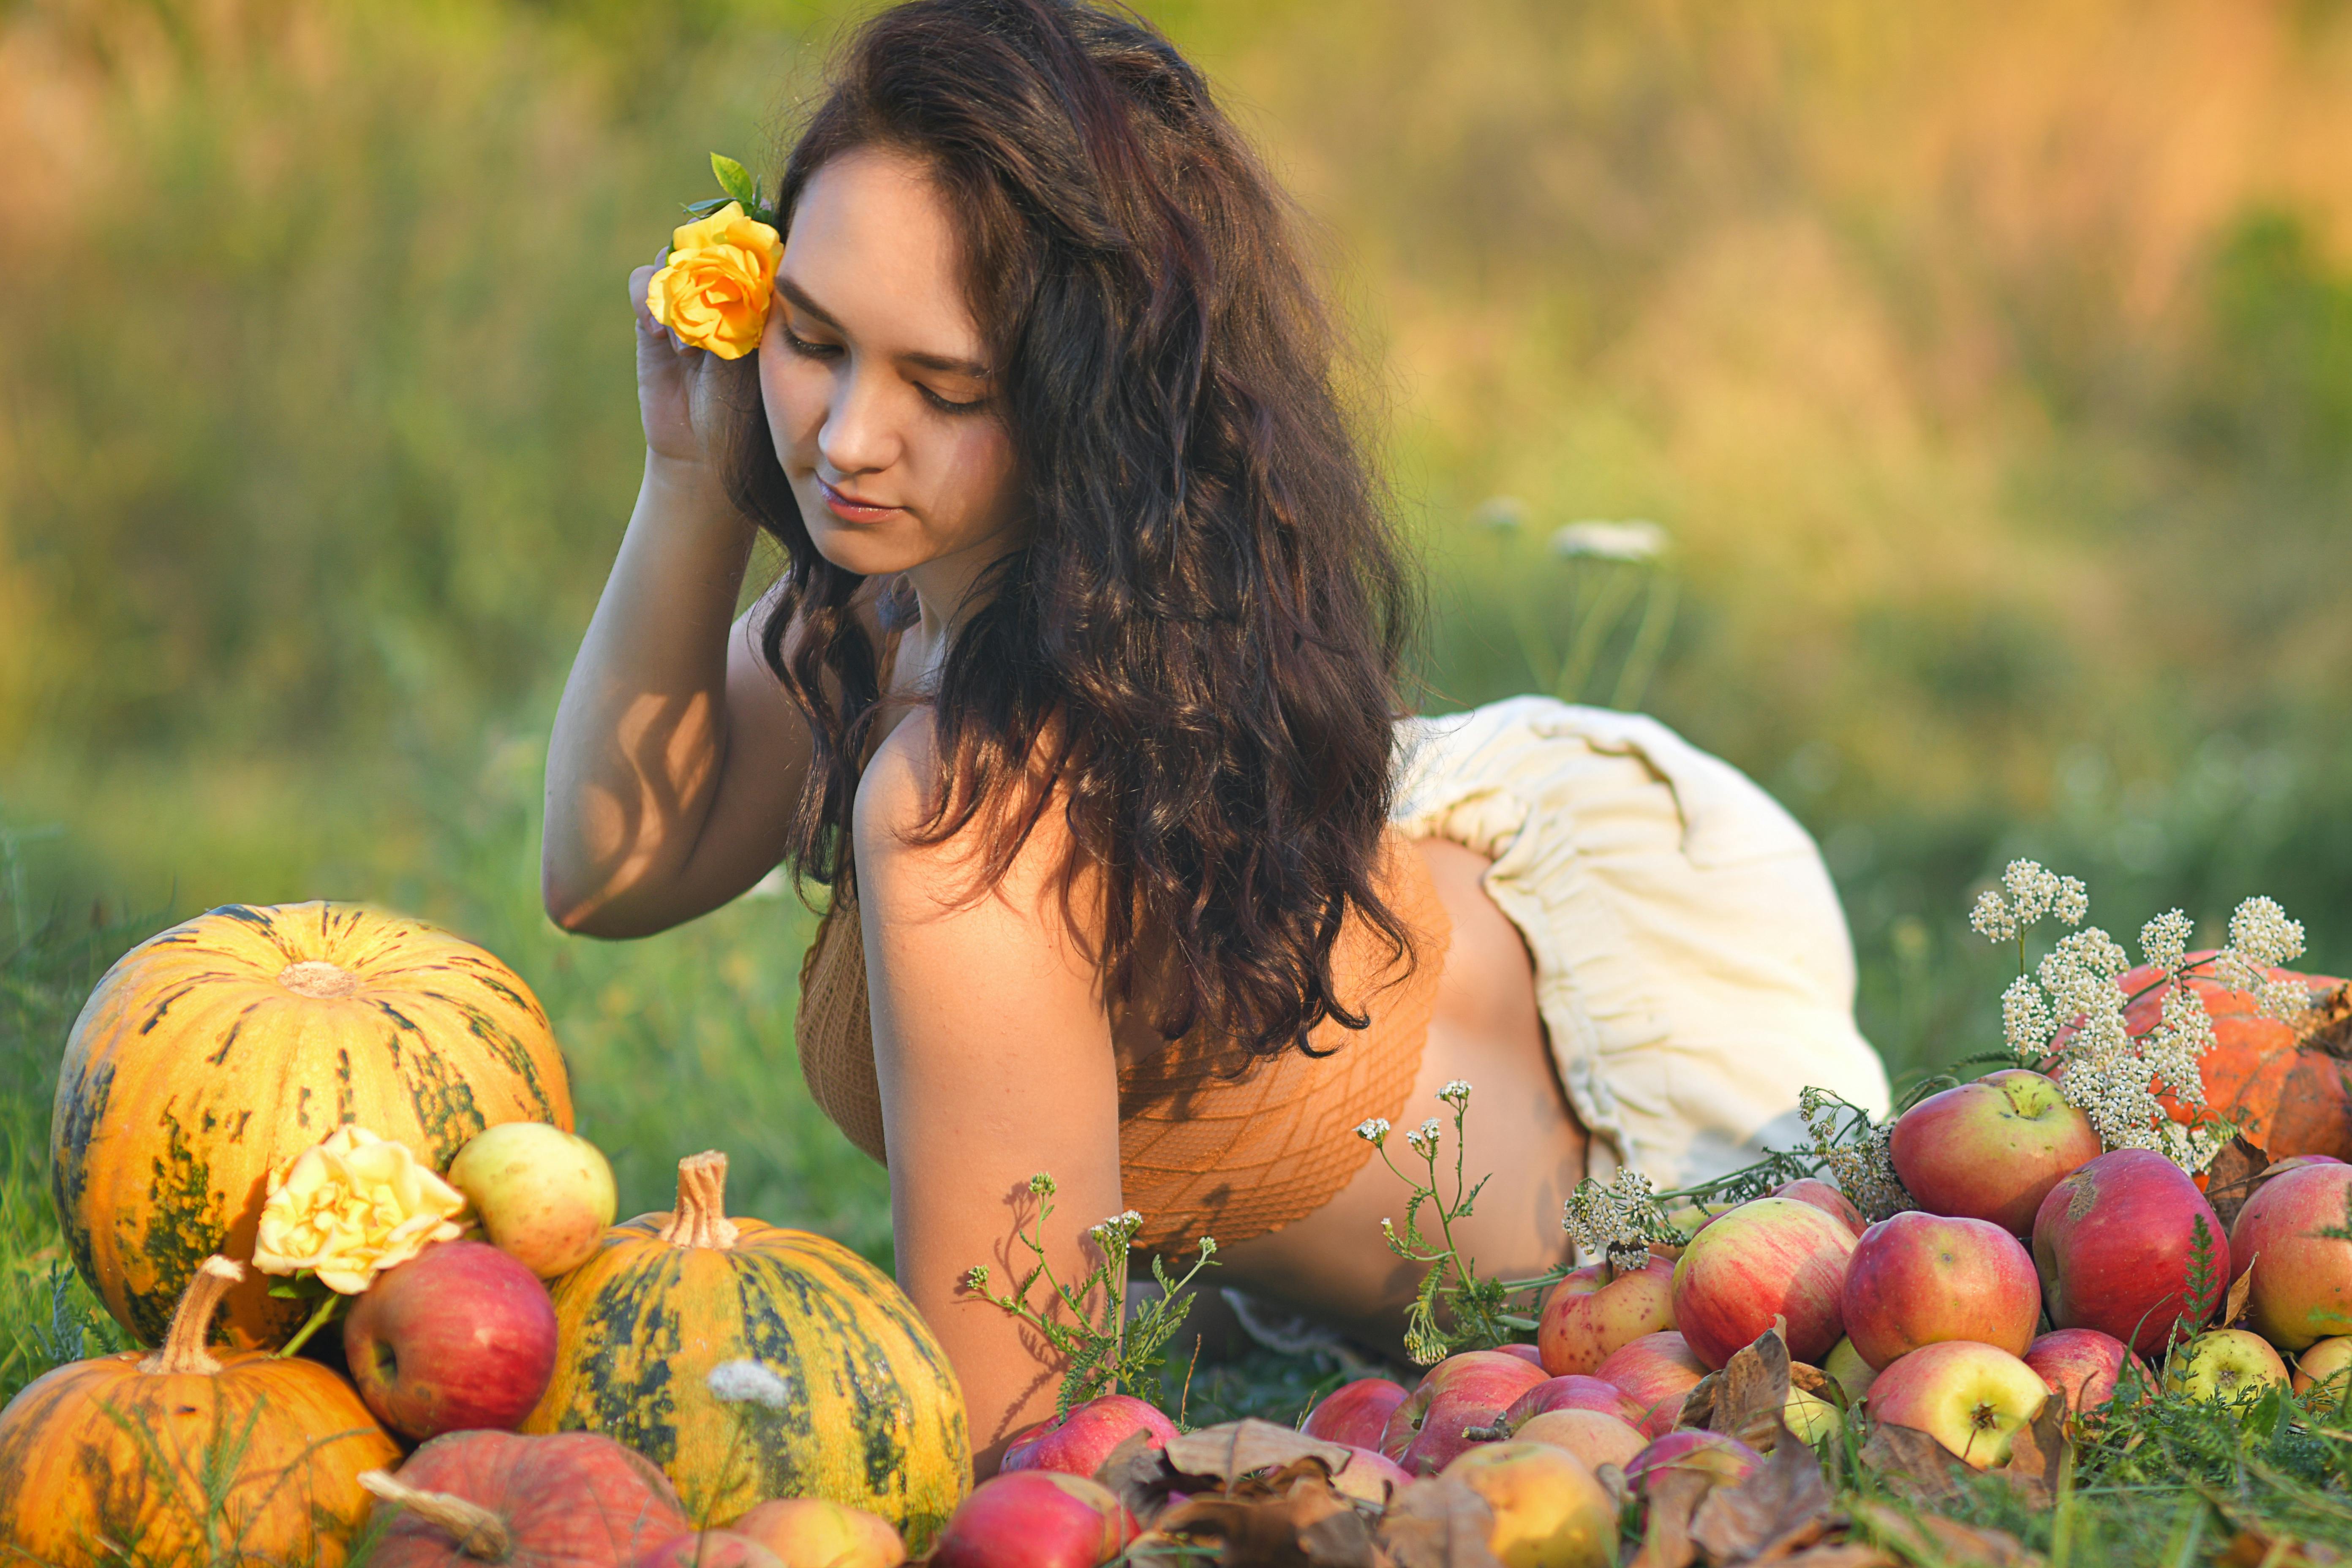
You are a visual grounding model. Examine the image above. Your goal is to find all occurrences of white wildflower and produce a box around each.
[1551,519,1667,562]
[2259,977,2312,1022]
[1437,1080,1473,1108]
[1563,1167,1668,1271]
[1404,1117,1443,1156]
[2004,860,2059,927]
[2140,909,2194,978]
[2229,896,2305,972]
[1970,889,2018,944]
[1355,1117,1391,1145]
[2054,877,2090,925]
[1089,1210,1144,1241]
[1800,1087,1913,1222]
[1474,495,1527,531]
[2002,976,2055,1058]
[707,1360,792,1410]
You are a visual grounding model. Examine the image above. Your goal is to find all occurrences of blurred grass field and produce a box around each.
[5,0,2352,1431]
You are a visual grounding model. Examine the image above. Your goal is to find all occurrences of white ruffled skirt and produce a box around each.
[1391,697,1891,1192]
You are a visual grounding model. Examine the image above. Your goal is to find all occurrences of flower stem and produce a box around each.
[274,1290,343,1360]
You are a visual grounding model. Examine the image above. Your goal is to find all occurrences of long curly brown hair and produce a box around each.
[729,0,1418,1060]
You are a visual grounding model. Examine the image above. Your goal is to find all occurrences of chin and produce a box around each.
[802,508,925,577]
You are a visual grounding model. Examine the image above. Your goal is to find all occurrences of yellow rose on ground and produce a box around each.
[648,201,784,360]
[252,1124,468,1294]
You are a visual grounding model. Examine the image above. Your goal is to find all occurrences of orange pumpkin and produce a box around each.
[2114,958,2352,1159]
[0,1257,399,1565]
[51,900,574,1347]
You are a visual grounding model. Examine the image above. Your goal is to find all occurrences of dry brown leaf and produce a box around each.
[1773,1548,1898,1568]
[1996,1399,2070,1510]
[1689,1421,1834,1563]
[1097,1429,1187,1525]
[1846,1500,2042,1568]
[2225,1252,2259,1329]
[1788,1361,1842,1410]
[1165,1419,1356,1486]
[1711,1329,1796,1450]
[1629,1465,1714,1568]
[1855,1423,1968,1505]
[2219,1528,2348,1567]
[1378,1478,1504,1568]
[1148,1477,1382,1568]
[2204,1138,2271,1233]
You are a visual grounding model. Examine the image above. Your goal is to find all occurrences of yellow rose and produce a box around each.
[647,201,784,361]
[252,1124,468,1294]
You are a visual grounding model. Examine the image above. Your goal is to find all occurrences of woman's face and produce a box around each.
[760,145,1024,589]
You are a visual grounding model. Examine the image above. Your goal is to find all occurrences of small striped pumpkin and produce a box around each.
[0,1256,399,1565]
[524,1152,970,1545]
[50,901,574,1348]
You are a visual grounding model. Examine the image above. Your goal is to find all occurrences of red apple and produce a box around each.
[1536,1256,1676,1377]
[343,1239,557,1439]
[1302,1377,1410,1449]
[1380,1350,1550,1472]
[999,1394,1175,1475]
[2034,1149,2229,1357]
[1890,1069,2101,1234]
[2023,1328,2148,1416]
[1504,1375,1645,1428]
[1593,1331,1708,1438]
[1496,1343,1548,1369]
[1670,1197,1856,1367]
[1771,1178,1865,1235]
[2293,1337,2352,1399]
[1840,1211,2039,1368]
[2165,1328,2289,1402]
[1328,1445,1415,1505]
[636,1534,783,1568]
[2227,1160,2352,1351]
[1510,1408,1647,1472]
[930,1472,1136,1568]
[1441,1441,1618,1568]
[727,1498,906,1568]
[1864,1340,2049,1468]
[1622,1430,1761,1492]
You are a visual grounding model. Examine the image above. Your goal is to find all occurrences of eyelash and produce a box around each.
[781,325,988,416]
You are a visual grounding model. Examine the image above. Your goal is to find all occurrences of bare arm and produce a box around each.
[541,264,814,937]
[855,716,1126,1472]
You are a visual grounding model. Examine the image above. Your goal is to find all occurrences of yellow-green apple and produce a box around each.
[1441,1441,1618,1568]
[1380,1350,1550,1472]
[638,1534,784,1568]
[2023,1328,2148,1416]
[1622,1430,1761,1492]
[446,1121,618,1279]
[2033,1149,2229,1357]
[1328,1445,1414,1505]
[1537,1255,1677,1376]
[1824,1338,1876,1404]
[1302,1376,1409,1449]
[1670,1197,1857,1367]
[1511,1408,1647,1471]
[2227,1160,2352,1351]
[342,1239,557,1439]
[1785,1385,1842,1444]
[1864,1340,2049,1468]
[1504,1374,1646,1428]
[1771,1178,1865,1235]
[727,1499,905,1568]
[930,1473,1136,1568]
[1001,1394,1176,1475]
[1841,1211,2040,1367]
[1593,1331,1709,1437]
[2292,1336,2352,1398]
[2165,1329,2290,1402]
[1889,1070,2100,1234]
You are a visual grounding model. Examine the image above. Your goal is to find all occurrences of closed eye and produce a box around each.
[782,325,841,360]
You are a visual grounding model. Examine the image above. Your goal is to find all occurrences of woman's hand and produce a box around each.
[629,256,738,472]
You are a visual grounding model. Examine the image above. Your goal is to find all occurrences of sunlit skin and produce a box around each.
[543,145,1586,1471]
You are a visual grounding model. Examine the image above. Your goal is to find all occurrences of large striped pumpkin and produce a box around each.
[0,1256,399,1565]
[525,1152,969,1545]
[50,901,574,1348]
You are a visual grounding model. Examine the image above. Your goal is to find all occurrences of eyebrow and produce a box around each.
[776,274,991,380]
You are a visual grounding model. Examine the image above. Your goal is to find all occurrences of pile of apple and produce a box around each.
[921,1066,2352,1568]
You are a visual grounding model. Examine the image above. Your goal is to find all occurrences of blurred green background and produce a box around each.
[6,0,2352,1383]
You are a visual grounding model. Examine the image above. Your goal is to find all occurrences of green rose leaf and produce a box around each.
[711,152,760,208]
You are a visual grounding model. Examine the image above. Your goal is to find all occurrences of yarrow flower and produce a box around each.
[1563,1167,1674,1272]
[1801,1088,1913,1222]
[1437,1080,1473,1108]
[1355,1117,1391,1145]
[1404,1117,1443,1156]
[707,1359,793,1410]
[1969,859,2088,946]
[1552,520,1668,562]
[252,1125,468,1295]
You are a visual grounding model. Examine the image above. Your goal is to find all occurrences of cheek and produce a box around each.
[943,422,1021,528]
[759,350,828,456]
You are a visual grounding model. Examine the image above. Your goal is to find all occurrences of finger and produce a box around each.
[629,264,658,332]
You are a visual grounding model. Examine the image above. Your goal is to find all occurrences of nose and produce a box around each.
[817,359,899,479]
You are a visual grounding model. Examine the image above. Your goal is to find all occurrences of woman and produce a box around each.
[542,0,1886,1464]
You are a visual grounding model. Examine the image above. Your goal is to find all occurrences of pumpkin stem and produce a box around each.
[658,1150,740,1250]
[277,958,364,998]
[141,1256,244,1375]
[359,1471,514,1561]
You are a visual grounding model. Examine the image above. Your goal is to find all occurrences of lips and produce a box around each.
[816,475,901,523]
